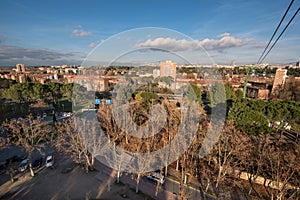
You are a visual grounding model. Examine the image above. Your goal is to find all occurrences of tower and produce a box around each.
[160,60,177,80]
[16,64,25,73]
[271,68,287,97]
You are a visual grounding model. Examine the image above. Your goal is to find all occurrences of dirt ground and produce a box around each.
[0,156,153,200]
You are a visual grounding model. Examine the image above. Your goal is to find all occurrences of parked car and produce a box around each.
[63,112,72,117]
[32,158,43,169]
[45,155,54,167]
[7,154,24,163]
[18,159,29,172]
[147,172,165,184]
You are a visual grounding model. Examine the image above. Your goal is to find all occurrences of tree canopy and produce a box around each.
[1,82,74,103]
[229,99,300,134]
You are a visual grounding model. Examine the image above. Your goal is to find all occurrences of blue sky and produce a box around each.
[0,0,299,66]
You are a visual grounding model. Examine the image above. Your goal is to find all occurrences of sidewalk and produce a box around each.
[167,168,216,200]
[119,175,177,200]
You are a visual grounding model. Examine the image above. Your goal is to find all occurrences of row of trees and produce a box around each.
[287,68,300,77]
[0,78,16,93]
[1,82,73,104]
[229,98,300,134]
[177,66,279,77]
[232,66,278,75]
[177,120,300,199]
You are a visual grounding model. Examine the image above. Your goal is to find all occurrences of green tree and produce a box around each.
[235,109,271,134]
[2,82,47,102]
[2,84,21,101]
[186,83,202,104]
[207,83,226,107]
[45,82,62,105]
[0,78,16,91]
[235,89,244,100]
[135,91,158,109]
[229,99,271,134]
[288,103,300,131]
[32,83,45,100]
[2,83,32,102]
[224,83,236,100]
[61,83,73,101]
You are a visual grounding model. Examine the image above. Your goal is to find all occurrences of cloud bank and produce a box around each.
[0,45,74,60]
[135,33,251,51]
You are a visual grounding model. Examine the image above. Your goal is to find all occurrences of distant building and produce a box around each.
[16,64,25,73]
[160,61,177,80]
[16,64,21,73]
[271,69,287,96]
[4,74,11,79]
[65,68,77,74]
[39,78,46,85]
[153,69,160,78]
[245,77,273,100]
[21,64,25,72]
[98,78,108,92]
[11,74,16,81]
[18,74,26,83]
[247,87,270,100]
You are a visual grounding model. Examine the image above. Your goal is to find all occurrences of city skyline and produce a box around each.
[0,0,299,66]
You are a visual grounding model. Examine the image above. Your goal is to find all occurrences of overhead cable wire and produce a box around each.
[257,0,295,64]
[259,7,300,64]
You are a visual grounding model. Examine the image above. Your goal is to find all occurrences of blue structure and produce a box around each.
[105,99,112,104]
[95,99,101,104]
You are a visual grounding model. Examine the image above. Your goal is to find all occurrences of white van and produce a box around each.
[45,155,54,167]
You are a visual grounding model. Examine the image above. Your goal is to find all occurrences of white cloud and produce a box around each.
[219,32,231,38]
[88,42,97,48]
[71,29,91,37]
[135,33,251,51]
[88,40,103,48]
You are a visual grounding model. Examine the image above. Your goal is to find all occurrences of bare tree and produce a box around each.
[55,117,96,172]
[261,138,300,199]
[2,115,51,176]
